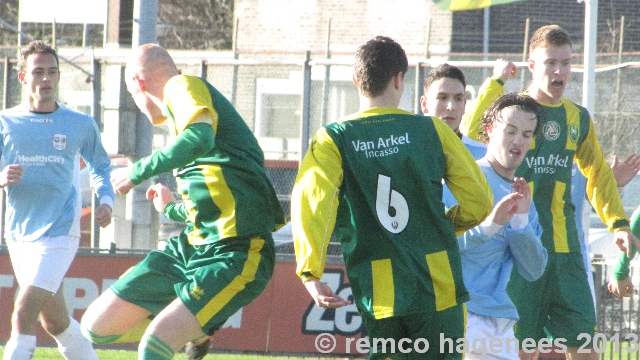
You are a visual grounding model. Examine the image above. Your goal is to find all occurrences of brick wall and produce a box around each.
[234,0,453,58]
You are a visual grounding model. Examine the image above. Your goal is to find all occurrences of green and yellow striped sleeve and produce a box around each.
[434,119,493,236]
[165,75,218,134]
[575,119,630,233]
[460,77,505,142]
[292,128,343,282]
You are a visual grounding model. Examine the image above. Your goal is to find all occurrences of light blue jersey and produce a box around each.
[461,135,487,160]
[0,103,113,241]
[457,158,547,320]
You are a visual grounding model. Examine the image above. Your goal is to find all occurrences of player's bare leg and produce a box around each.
[566,347,598,360]
[518,349,540,360]
[81,288,153,339]
[143,298,206,351]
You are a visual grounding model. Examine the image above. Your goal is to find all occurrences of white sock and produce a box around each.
[52,317,99,360]
[2,331,36,360]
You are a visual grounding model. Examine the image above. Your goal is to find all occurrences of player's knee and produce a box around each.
[80,325,120,345]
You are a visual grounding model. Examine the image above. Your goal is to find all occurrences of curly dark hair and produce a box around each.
[477,93,543,144]
[354,36,408,98]
[19,40,59,73]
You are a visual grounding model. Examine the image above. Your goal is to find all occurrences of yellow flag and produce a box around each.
[435,0,526,11]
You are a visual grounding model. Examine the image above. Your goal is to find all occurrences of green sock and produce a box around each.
[139,334,174,360]
[82,317,152,345]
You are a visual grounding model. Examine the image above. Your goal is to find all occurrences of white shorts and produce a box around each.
[6,235,79,293]
[465,312,519,360]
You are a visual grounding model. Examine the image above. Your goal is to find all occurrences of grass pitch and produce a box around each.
[0,346,357,359]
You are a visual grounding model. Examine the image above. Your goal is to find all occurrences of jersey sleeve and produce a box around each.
[81,118,115,204]
[460,77,505,142]
[292,128,343,282]
[163,201,189,223]
[575,119,630,232]
[435,120,493,236]
[507,202,547,281]
[129,123,215,184]
[165,76,218,134]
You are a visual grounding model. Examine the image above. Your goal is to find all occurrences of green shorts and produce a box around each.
[110,232,275,335]
[508,252,595,348]
[361,304,466,359]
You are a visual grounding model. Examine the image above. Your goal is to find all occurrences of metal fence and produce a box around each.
[0,49,640,350]
[593,259,640,359]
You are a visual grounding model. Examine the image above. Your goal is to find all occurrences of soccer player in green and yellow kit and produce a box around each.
[80,44,285,360]
[461,25,640,360]
[292,36,493,359]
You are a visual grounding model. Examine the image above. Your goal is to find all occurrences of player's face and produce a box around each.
[420,77,466,132]
[19,53,59,109]
[486,106,537,178]
[528,44,571,104]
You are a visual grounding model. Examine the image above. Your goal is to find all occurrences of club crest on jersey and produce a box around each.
[569,124,579,143]
[542,121,561,141]
[53,134,66,150]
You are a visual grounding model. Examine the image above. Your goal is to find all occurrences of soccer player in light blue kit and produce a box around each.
[1,41,114,360]
[420,63,486,160]
[420,64,488,210]
[456,94,547,359]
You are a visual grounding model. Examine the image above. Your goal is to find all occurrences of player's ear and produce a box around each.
[133,74,146,92]
[485,122,495,136]
[419,95,428,115]
[17,71,26,84]
[528,58,535,72]
[393,72,403,90]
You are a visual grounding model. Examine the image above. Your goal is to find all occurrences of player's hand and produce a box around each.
[608,277,634,297]
[493,59,517,83]
[111,167,136,195]
[0,164,23,187]
[94,204,113,228]
[303,279,351,308]
[146,183,176,213]
[486,192,523,226]
[611,153,640,188]
[613,229,640,258]
[511,177,531,215]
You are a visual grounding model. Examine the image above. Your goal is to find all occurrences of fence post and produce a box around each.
[320,18,331,127]
[300,51,312,163]
[231,17,239,106]
[91,53,102,248]
[414,62,424,114]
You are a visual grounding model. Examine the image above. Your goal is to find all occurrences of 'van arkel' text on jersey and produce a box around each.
[524,154,570,174]
[352,132,410,159]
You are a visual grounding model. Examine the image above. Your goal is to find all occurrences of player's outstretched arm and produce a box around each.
[94,204,113,228]
[611,153,640,188]
[146,183,177,213]
[111,167,136,195]
[0,164,23,187]
[614,229,640,258]
[492,59,517,83]
[303,278,351,309]
[608,277,634,297]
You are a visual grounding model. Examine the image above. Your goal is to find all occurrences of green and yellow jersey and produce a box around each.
[130,75,285,245]
[462,78,630,253]
[292,107,493,319]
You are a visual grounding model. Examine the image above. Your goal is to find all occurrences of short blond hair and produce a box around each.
[529,25,572,55]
